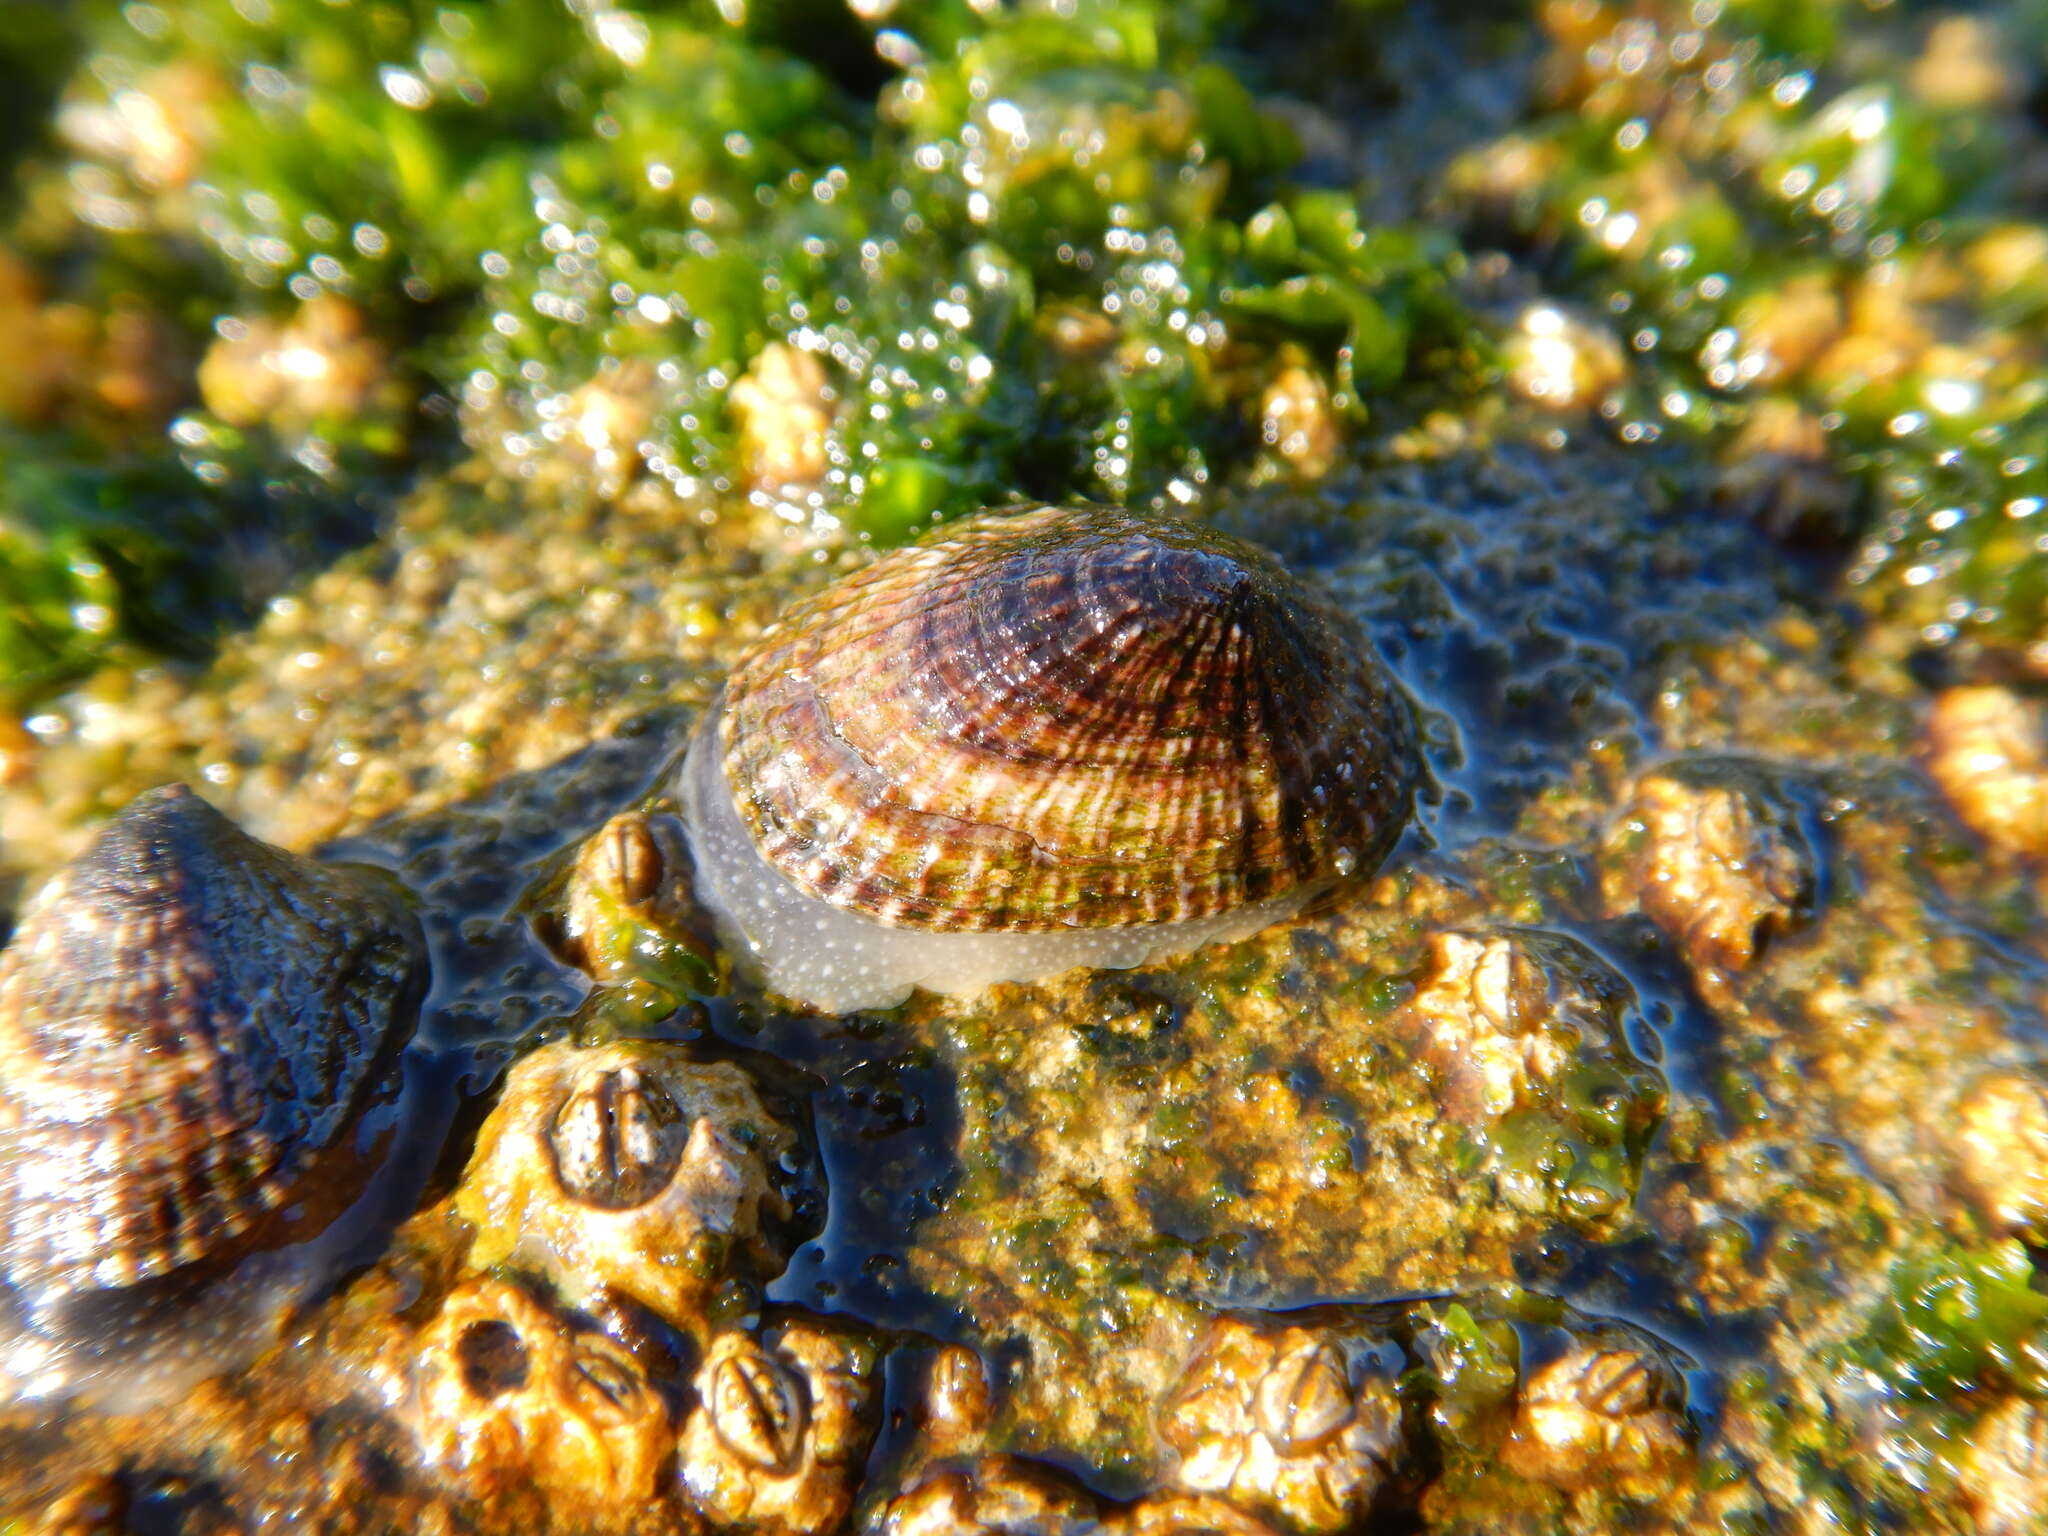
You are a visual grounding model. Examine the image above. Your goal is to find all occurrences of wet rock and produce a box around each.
[411,1277,672,1502]
[1602,761,1815,980]
[453,1040,794,1331]
[1499,1344,1690,1495]
[1926,686,2048,861]
[678,1321,879,1534]
[1963,1395,2048,1535]
[1113,1495,1284,1536]
[870,1462,1289,1536]
[867,1457,1103,1536]
[23,1475,125,1536]
[1951,1071,2048,1238]
[1157,1317,1404,1534]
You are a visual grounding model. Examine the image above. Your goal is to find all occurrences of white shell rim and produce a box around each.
[678,710,1317,1013]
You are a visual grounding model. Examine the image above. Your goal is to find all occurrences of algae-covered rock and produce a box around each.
[4,0,2048,1533]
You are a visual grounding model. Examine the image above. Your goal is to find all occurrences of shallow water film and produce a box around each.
[4,0,2048,1531]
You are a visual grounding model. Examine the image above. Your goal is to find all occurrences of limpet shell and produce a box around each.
[0,785,427,1402]
[683,505,1417,1010]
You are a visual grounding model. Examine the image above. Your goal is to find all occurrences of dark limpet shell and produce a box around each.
[0,785,427,1395]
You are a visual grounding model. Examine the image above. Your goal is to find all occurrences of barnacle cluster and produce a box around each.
[1600,760,1816,987]
[411,1278,671,1503]
[1156,1317,1405,1533]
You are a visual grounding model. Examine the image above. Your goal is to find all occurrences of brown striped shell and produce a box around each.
[0,785,427,1309]
[714,504,1417,934]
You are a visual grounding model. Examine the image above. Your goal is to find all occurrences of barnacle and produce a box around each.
[1500,1345,1690,1494]
[412,1278,671,1503]
[453,1041,794,1332]
[678,1322,879,1534]
[1158,1318,1404,1534]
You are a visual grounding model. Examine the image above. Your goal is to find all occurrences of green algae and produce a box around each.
[7,0,2047,696]
[0,431,253,701]
[1851,1239,2048,1400]
[1450,0,2048,661]
[2,0,1493,704]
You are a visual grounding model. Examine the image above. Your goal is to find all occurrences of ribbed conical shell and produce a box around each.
[717,505,1417,932]
[0,785,427,1297]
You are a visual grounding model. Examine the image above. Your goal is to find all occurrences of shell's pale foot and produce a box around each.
[682,716,1318,1011]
